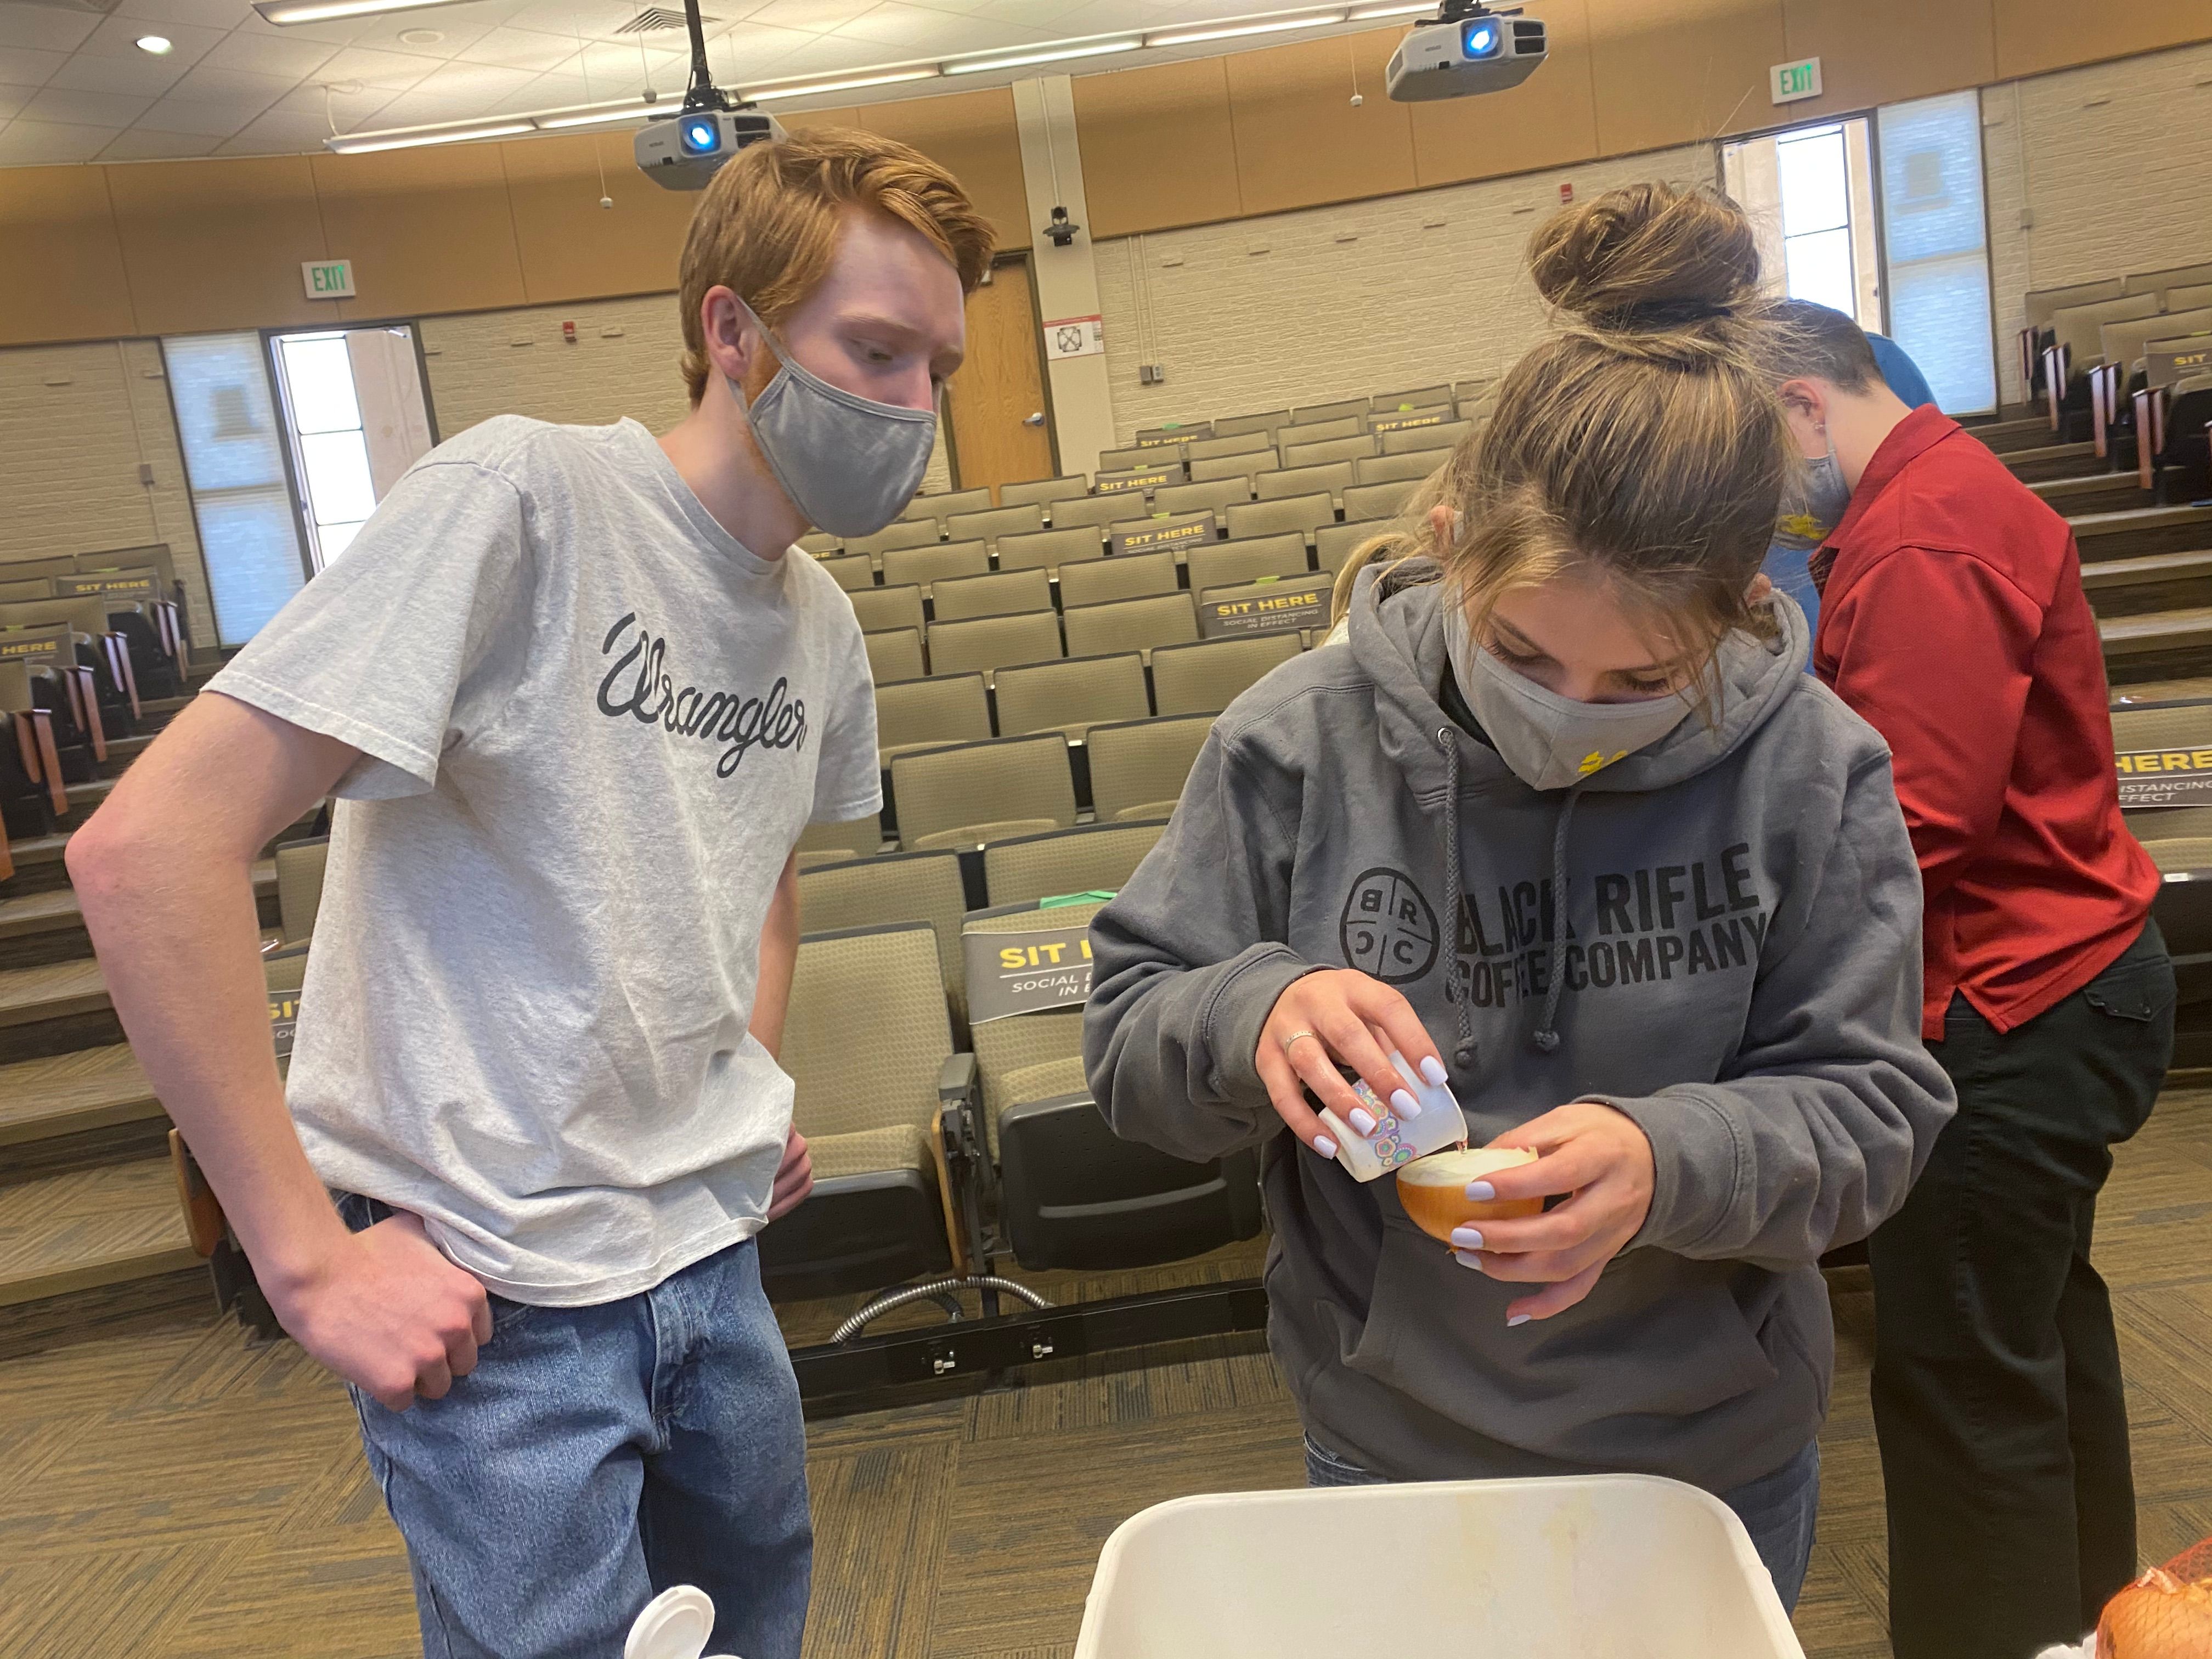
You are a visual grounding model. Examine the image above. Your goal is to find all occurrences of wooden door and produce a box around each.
[946,257,1054,495]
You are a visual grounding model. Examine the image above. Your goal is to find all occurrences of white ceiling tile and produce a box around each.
[113,0,265,26]
[0,44,67,84]
[74,15,228,63]
[160,60,297,104]
[196,29,341,77]
[489,67,582,106]
[21,84,156,125]
[0,117,116,161]
[833,2,1039,52]
[744,0,874,30]
[309,43,449,87]
[211,103,334,150]
[455,25,580,69]
[225,11,365,47]
[268,76,402,122]
[0,80,36,118]
[100,123,230,157]
[0,6,99,53]
[132,91,263,133]
[42,49,190,95]
[940,0,1090,23]
[338,13,491,54]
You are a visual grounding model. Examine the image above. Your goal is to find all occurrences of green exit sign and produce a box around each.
[302,258,355,300]
[1770,57,1822,104]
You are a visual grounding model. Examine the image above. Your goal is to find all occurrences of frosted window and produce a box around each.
[1877,90,1998,414]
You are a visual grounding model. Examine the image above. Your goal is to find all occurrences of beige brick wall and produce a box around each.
[0,338,216,650]
[1095,144,1720,443]
[419,289,953,493]
[1985,37,2212,407]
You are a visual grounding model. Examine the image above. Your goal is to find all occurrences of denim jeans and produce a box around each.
[337,1195,811,1659]
[1304,1435,1821,1613]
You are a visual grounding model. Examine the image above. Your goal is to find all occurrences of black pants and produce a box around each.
[1871,921,2174,1659]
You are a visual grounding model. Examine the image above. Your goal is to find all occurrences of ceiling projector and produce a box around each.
[1386,1,1548,101]
[635,106,785,190]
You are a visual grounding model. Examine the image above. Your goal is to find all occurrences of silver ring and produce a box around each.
[1280,1029,1322,1056]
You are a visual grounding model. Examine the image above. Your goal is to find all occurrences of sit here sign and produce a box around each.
[2115,747,2212,807]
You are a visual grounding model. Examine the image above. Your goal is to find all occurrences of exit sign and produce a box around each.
[302,258,355,299]
[1771,57,1822,104]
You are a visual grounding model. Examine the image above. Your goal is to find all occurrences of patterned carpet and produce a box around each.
[2,1090,2209,1658]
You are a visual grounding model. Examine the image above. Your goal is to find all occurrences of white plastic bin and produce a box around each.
[1074,1473,1805,1658]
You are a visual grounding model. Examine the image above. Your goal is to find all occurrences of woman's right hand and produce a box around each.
[1256,968,1448,1158]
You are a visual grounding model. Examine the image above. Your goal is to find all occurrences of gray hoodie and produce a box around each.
[1084,562,1954,1492]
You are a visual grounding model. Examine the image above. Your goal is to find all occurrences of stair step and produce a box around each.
[93,733,155,778]
[0,1158,198,1307]
[0,857,275,942]
[2004,442,2102,483]
[2113,675,2212,707]
[2074,506,2212,563]
[1979,417,2062,454]
[2034,473,2154,516]
[2082,549,2212,618]
[0,957,112,1028]
[0,1042,159,1149]
[2102,608,2212,687]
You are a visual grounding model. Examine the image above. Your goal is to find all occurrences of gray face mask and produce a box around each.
[725,299,937,539]
[1442,600,1694,792]
[1773,440,1852,552]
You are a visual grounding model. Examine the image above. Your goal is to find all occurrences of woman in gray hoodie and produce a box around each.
[1082,183,1955,1612]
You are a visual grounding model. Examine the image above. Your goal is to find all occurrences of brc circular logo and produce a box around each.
[1338,867,1441,985]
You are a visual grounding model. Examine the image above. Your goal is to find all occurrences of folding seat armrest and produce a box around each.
[170,1129,226,1259]
[934,1052,993,1271]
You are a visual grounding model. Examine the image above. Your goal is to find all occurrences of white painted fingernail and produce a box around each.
[1390,1088,1421,1119]
[1451,1250,1485,1269]
[1313,1135,1339,1159]
[1507,1313,1533,1328]
[1464,1180,1495,1201]
[1347,1107,1377,1136]
[1419,1055,1449,1086]
[1450,1225,1485,1250]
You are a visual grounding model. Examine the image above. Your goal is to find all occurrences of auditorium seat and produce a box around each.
[995,526,1107,578]
[1274,416,1363,452]
[2124,263,2212,300]
[864,627,926,684]
[274,836,328,945]
[796,849,970,1028]
[900,486,993,527]
[797,532,840,555]
[0,661,66,830]
[1188,538,1310,596]
[1284,435,1377,469]
[0,578,52,603]
[1096,445,1150,472]
[1188,454,1266,486]
[796,812,884,869]
[847,583,927,637]
[2166,283,2212,313]
[1062,594,1200,661]
[1257,462,1354,503]
[755,922,958,1302]
[1383,419,1472,454]
[1453,376,1496,401]
[1047,494,1150,533]
[1227,493,1336,540]
[1086,714,1214,820]
[1291,399,1367,426]
[890,733,1078,850]
[1212,409,1289,438]
[1152,634,1303,716]
[882,539,989,596]
[1343,479,1418,521]
[1058,551,1180,607]
[1356,448,1451,485]
[994,653,1151,740]
[947,504,1047,546]
[1186,430,1275,462]
[930,567,1053,624]
[1316,519,1386,575]
[957,898,1262,1271]
[1370,385,1453,411]
[844,518,944,558]
[983,819,1169,907]
[927,611,1064,682]
[874,673,992,763]
[998,475,1088,510]
[1153,478,1253,518]
[816,552,877,592]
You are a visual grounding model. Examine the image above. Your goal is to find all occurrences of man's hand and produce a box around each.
[767,1125,813,1221]
[269,1212,492,1413]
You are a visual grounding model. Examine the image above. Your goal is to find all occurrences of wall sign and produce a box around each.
[1770,58,1822,104]
[1110,511,1216,556]
[1043,315,1105,360]
[1198,573,1333,637]
[302,259,355,300]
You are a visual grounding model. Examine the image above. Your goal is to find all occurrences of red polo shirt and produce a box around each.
[1812,404,2158,1041]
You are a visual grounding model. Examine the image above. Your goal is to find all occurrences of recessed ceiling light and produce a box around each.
[135,35,174,54]
[399,27,443,44]
[1147,12,1346,47]
[258,0,479,25]
[944,40,1140,74]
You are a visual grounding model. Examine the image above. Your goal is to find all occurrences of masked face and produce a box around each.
[725,296,938,540]
[1774,441,1853,551]
[1442,596,1695,792]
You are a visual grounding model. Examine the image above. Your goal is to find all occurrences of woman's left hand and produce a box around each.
[1452,1101,1655,1323]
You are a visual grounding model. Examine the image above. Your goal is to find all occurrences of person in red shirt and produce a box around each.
[1776,301,2175,1659]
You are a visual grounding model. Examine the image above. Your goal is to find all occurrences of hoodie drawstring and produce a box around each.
[1531,782,1586,1054]
[1434,727,1584,1063]
[1436,729,1477,1072]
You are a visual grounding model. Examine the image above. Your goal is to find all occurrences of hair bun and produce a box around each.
[1528,182,1761,331]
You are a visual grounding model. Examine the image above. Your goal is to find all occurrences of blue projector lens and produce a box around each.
[1461,19,1499,55]
[680,117,720,154]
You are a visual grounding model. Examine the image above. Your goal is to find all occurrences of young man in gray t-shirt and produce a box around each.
[71,131,994,1659]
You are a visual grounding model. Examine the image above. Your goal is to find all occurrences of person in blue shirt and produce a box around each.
[1764,313,1937,644]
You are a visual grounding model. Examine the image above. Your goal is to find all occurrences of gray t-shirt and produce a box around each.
[211,415,880,1306]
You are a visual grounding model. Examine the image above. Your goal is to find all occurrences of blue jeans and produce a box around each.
[337,1195,811,1659]
[1304,1435,1821,1613]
